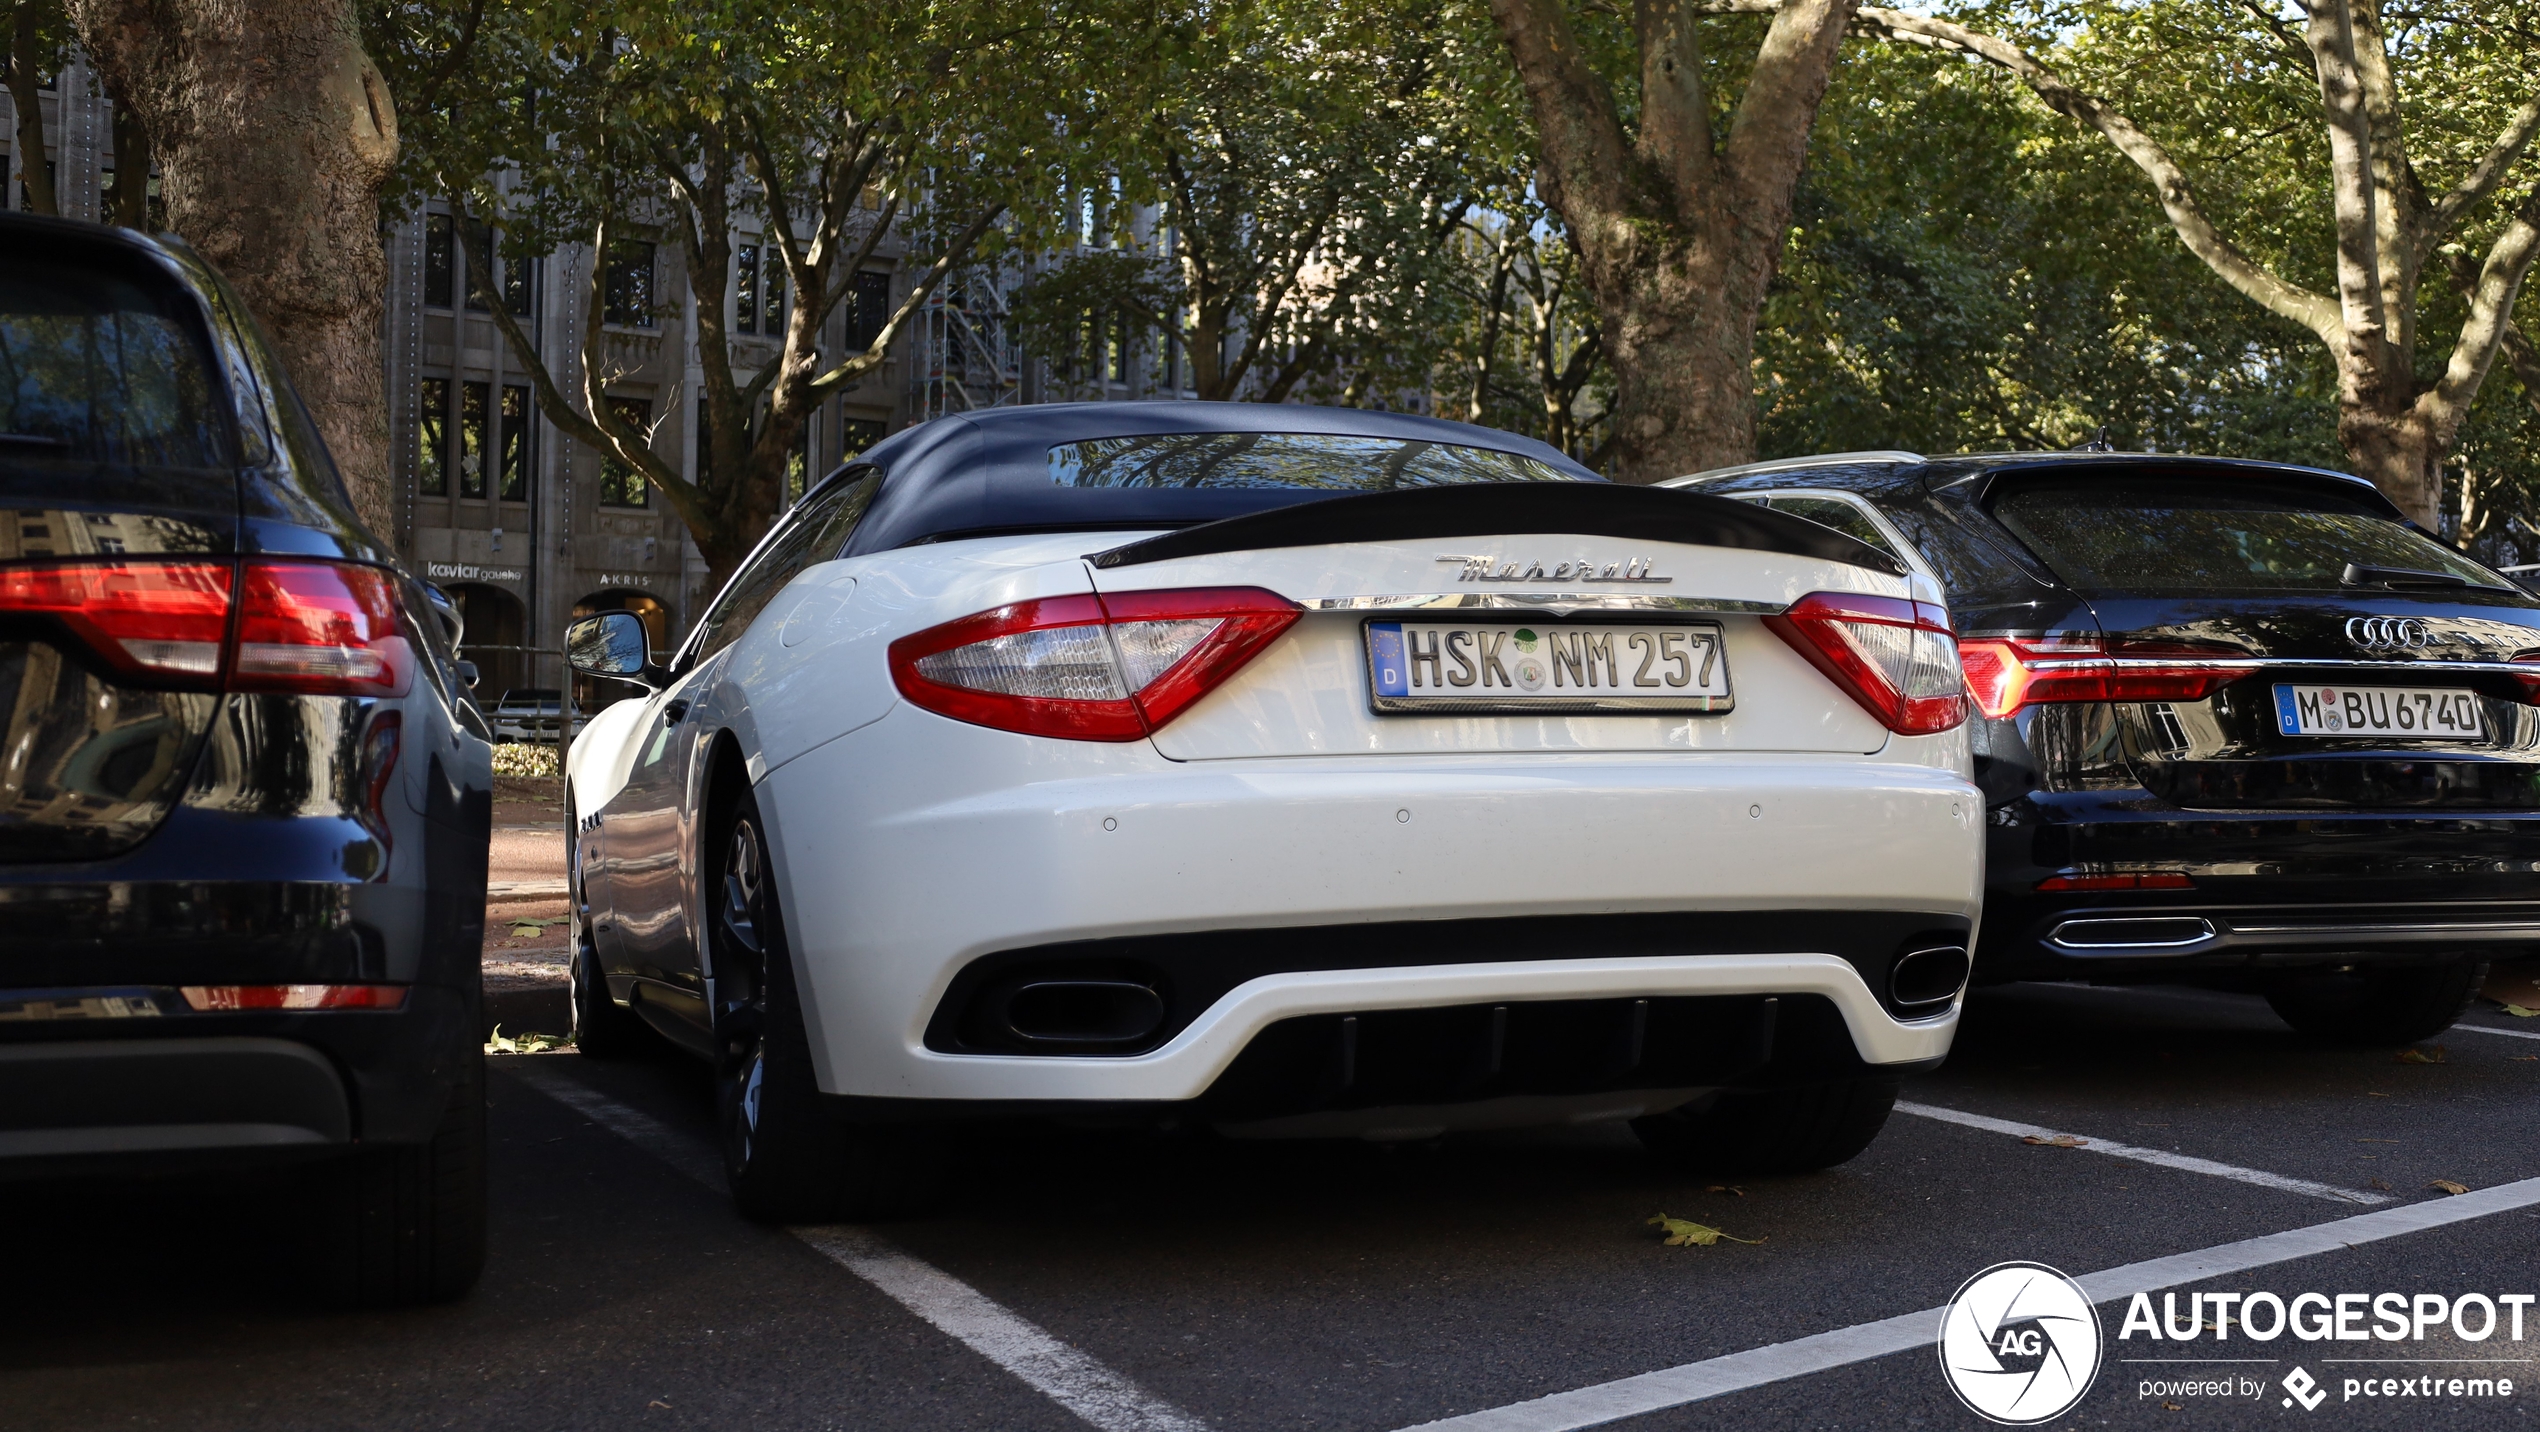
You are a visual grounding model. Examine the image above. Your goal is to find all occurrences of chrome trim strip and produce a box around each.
[2228,920,2540,940]
[1957,653,2540,675]
[1306,593,1786,615]
[2047,917,2218,951]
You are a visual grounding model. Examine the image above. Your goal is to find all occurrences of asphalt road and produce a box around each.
[7,983,2539,1432]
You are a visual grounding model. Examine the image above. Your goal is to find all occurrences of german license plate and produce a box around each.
[1364,621,1732,713]
[2272,684,2485,739]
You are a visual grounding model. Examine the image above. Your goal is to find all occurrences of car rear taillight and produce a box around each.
[230,561,413,696]
[0,558,412,696]
[2035,871,2195,892]
[178,984,410,1011]
[1765,592,1967,735]
[889,587,1302,741]
[0,561,234,683]
[1958,637,2254,718]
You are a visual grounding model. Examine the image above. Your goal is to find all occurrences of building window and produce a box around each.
[459,380,489,498]
[499,385,531,501]
[598,396,652,506]
[760,250,785,336]
[603,241,656,328]
[734,243,759,335]
[418,378,450,496]
[840,418,886,462]
[503,251,534,317]
[463,221,494,312]
[424,214,454,308]
[848,270,892,350]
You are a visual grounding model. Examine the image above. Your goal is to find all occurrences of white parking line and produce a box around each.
[1394,1175,2540,1432]
[1894,1100,2390,1205]
[2450,1021,2540,1043]
[501,1060,1209,1432]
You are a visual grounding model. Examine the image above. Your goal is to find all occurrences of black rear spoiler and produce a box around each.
[1087,482,1906,576]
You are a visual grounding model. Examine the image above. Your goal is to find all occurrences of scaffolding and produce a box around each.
[908,265,1026,420]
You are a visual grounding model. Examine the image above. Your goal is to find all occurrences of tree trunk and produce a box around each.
[1592,244,1771,479]
[2338,396,2442,526]
[107,96,148,228]
[69,0,400,540]
[7,1,58,216]
[1489,0,1857,484]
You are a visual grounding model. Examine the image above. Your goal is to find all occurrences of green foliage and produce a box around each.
[1008,0,1521,404]
[1757,39,2348,467]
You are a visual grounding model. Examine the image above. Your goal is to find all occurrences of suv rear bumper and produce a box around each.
[1980,895,2540,977]
[0,1035,351,1163]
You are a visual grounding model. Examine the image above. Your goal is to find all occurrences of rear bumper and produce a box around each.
[0,1036,351,1165]
[758,714,1983,1107]
[1982,796,2540,978]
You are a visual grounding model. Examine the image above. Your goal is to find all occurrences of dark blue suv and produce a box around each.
[1669,451,2540,1045]
[0,213,490,1304]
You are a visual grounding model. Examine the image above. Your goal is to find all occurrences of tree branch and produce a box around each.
[1634,0,1716,205]
[1721,0,1856,222]
[1487,0,1632,225]
[1852,7,2345,347]
[2424,96,2540,248]
[806,205,1003,396]
[2420,182,2540,443]
[2303,0,2395,363]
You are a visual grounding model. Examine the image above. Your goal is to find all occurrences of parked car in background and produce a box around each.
[489,686,570,743]
[0,212,490,1305]
[564,403,1984,1222]
[1667,451,2540,1044]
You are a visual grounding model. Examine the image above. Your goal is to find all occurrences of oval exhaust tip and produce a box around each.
[1890,945,1970,1010]
[1000,980,1166,1046]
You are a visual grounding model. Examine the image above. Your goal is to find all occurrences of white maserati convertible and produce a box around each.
[564,404,1982,1220]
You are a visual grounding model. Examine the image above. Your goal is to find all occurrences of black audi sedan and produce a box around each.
[0,212,490,1304]
[1666,450,2540,1044]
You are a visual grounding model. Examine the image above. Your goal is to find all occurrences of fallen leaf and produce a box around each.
[2368,1178,2392,1190]
[2429,1180,2471,1195]
[2396,1046,2447,1064]
[1704,1184,1747,1197]
[2164,1400,2183,1410]
[649,1401,672,1410]
[2503,1004,2540,1018]
[1648,1214,1761,1247]
[2511,1055,2539,1062]
[2022,1134,2088,1148]
[2366,1090,2390,1096]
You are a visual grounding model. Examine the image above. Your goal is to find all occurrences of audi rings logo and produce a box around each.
[2347,615,2435,651]
[1938,1262,2104,1424]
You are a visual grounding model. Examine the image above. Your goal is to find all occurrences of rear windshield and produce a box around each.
[0,260,231,471]
[1049,433,1582,490]
[1992,478,2499,594]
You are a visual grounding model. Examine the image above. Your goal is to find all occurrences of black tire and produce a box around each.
[570,926,649,1058]
[713,791,941,1222]
[301,1038,487,1307]
[1631,1074,1901,1175]
[2265,957,2488,1045]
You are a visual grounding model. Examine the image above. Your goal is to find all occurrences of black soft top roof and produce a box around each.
[837,402,1605,556]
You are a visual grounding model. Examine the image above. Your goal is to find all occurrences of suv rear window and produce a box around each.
[1991,477,2498,594]
[1049,433,1581,490]
[0,259,231,471]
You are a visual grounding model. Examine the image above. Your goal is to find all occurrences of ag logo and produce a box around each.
[1938,1262,2103,1424]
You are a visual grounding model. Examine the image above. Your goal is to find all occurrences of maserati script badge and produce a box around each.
[1437,554,1673,584]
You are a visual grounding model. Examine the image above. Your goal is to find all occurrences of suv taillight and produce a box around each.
[1766,592,1967,735]
[889,587,1301,741]
[0,558,413,696]
[1958,637,2253,718]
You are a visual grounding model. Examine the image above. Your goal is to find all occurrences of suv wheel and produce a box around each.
[1631,1074,1901,1175]
[713,791,940,1222]
[2265,957,2488,1045]
[301,1034,487,1306]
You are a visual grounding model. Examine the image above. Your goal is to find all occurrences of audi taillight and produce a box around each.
[0,558,413,696]
[1766,592,1967,735]
[0,561,234,682]
[179,984,409,1011]
[889,587,1302,740]
[1959,637,2253,719]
